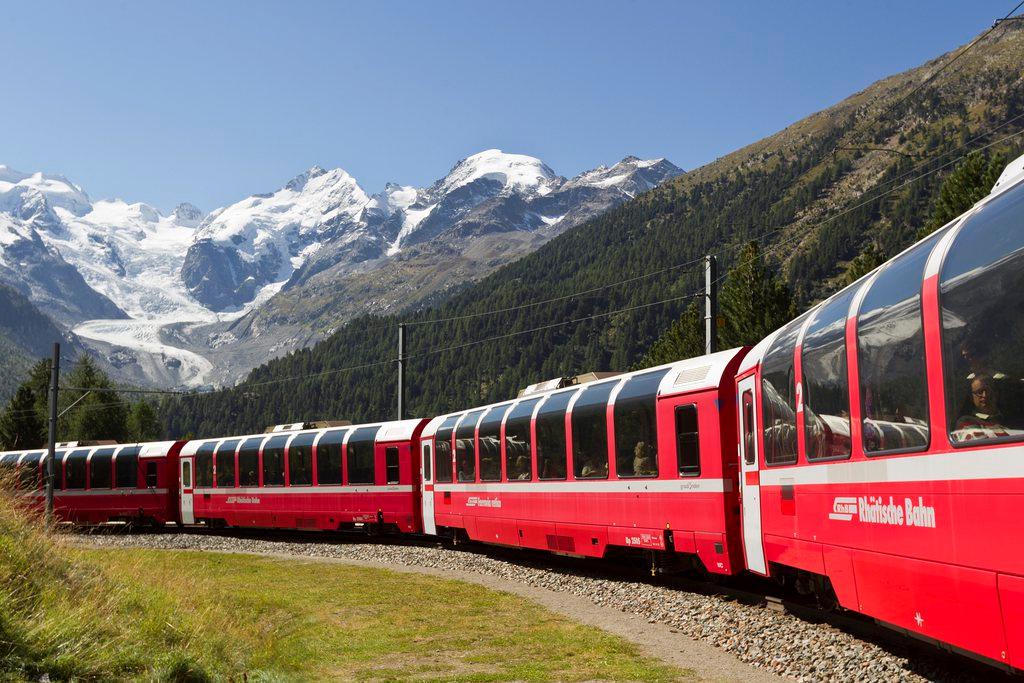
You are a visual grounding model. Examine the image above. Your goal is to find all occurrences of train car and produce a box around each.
[179,419,428,533]
[418,349,748,574]
[0,441,184,526]
[736,153,1024,669]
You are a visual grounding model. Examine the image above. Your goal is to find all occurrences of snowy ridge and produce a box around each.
[0,151,682,388]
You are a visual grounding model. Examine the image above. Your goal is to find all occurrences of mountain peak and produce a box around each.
[436,149,557,197]
[173,202,204,225]
[285,165,330,191]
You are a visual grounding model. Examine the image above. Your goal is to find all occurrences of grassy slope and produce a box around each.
[0,493,686,681]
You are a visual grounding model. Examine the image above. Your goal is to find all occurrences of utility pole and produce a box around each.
[45,342,60,524]
[397,323,406,420]
[704,255,718,355]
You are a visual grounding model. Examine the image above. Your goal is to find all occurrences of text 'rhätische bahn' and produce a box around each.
[6,153,1024,673]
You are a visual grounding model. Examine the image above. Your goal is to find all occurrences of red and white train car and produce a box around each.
[735,155,1024,667]
[0,441,183,525]
[418,349,748,574]
[178,419,427,532]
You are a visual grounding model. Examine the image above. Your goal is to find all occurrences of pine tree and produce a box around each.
[918,151,1005,239]
[634,302,704,369]
[636,242,795,367]
[843,242,886,285]
[718,242,795,348]
[128,401,161,442]
[0,385,44,450]
[61,356,129,443]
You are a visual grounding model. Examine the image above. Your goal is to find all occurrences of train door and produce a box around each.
[737,375,767,575]
[180,457,194,525]
[421,441,436,535]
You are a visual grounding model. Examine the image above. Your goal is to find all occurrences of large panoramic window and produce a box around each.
[940,181,1024,446]
[504,399,539,481]
[288,432,315,486]
[65,449,88,489]
[316,430,346,485]
[478,404,510,482]
[237,437,263,487]
[571,380,617,479]
[261,435,288,487]
[455,410,484,483]
[347,426,380,485]
[215,440,239,488]
[614,369,669,477]
[858,232,943,454]
[536,390,577,480]
[761,318,803,466]
[115,447,140,488]
[802,289,855,461]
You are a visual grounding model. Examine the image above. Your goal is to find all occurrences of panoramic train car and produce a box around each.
[0,441,184,525]
[736,154,1024,668]
[179,419,428,532]
[419,349,748,574]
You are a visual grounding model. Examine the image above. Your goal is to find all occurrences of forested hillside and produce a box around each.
[164,24,1024,439]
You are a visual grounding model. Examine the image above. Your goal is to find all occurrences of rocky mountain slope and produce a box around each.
[162,23,1024,437]
[0,152,681,389]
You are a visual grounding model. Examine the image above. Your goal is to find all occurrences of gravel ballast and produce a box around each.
[78,532,988,682]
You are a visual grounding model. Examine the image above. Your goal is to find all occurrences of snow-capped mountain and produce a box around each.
[0,151,682,388]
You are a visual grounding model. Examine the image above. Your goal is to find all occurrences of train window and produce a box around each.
[536,390,577,480]
[676,405,700,476]
[146,461,158,488]
[195,443,215,488]
[261,436,288,487]
[215,440,239,488]
[742,391,755,465]
[89,448,115,489]
[504,399,539,481]
[288,433,315,486]
[236,438,262,487]
[45,451,65,489]
[65,449,88,489]
[181,461,191,489]
[614,369,670,478]
[802,289,856,461]
[347,426,380,485]
[18,452,43,490]
[433,415,460,484]
[385,447,400,484]
[115,447,140,488]
[0,453,18,477]
[572,381,617,479]
[858,232,942,455]
[940,181,1024,445]
[455,410,485,483]
[761,318,804,466]
[478,405,510,482]
[316,430,346,485]
[423,443,432,481]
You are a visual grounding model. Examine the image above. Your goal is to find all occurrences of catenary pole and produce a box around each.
[397,323,406,420]
[704,255,718,355]
[45,342,60,523]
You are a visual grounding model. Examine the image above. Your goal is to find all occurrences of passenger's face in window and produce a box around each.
[971,378,996,412]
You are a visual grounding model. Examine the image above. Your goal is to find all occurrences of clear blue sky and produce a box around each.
[1,1,1014,212]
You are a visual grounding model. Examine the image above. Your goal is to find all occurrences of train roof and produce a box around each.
[179,418,427,456]
[0,440,182,462]
[422,348,746,438]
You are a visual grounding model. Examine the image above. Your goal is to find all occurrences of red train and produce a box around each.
[2,154,1022,672]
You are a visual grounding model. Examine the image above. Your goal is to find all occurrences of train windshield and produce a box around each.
[941,179,1024,445]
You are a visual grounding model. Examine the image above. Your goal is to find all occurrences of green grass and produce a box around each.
[0,491,692,681]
